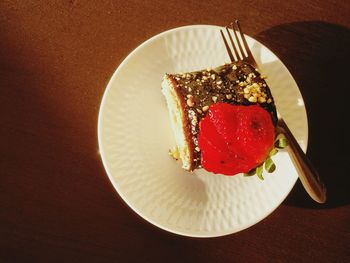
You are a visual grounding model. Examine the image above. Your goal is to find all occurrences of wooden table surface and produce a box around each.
[1,1,349,262]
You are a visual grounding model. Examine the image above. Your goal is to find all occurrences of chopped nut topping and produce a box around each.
[267,98,272,104]
[169,147,179,160]
[193,137,198,146]
[211,74,216,80]
[252,83,260,89]
[188,110,198,131]
[226,94,233,99]
[243,87,250,94]
[212,96,218,102]
[216,80,223,85]
[187,97,195,107]
[248,96,257,103]
[246,73,256,84]
[195,147,200,152]
[202,105,209,112]
[240,80,269,104]
[258,97,266,103]
[232,65,237,70]
[187,94,193,98]
[248,73,256,78]
[196,108,202,114]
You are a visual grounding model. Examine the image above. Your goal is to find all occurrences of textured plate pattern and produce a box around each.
[98,25,308,237]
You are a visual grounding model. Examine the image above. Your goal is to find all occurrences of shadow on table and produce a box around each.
[254,21,350,209]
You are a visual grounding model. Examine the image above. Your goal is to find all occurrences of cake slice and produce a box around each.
[161,62,277,172]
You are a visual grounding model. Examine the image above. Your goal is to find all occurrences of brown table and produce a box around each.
[1,1,349,262]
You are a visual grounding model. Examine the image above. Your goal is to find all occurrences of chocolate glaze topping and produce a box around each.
[167,62,277,170]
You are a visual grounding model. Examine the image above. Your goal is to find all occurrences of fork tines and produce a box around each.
[220,20,256,67]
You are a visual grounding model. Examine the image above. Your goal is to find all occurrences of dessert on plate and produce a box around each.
[162,62,278,176]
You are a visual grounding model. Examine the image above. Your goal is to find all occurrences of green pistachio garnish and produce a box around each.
[244,168,256,177]
[264,157,276,173]
[275,137,287,149]
[243,134,287,179]
[256,164,264,180]
[269,148,278,156]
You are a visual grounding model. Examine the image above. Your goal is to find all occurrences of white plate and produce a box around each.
[98,25,308,237]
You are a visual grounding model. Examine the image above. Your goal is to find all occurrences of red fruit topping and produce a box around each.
[198,103,275,175]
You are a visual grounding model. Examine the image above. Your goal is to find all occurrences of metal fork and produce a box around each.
[220,20,326,204]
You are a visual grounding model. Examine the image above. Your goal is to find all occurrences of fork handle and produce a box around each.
[277,118,327,203]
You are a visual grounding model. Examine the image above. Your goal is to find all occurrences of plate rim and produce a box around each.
[97,24,308,237]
